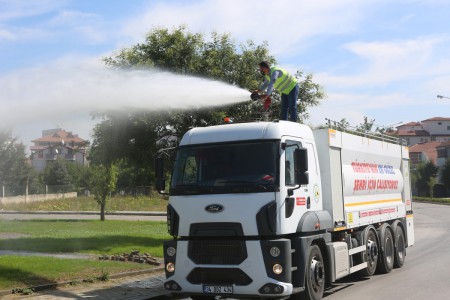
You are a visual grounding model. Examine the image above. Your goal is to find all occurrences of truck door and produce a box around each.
[282,139,313,233]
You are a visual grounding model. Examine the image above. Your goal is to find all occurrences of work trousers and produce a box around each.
[280,83,299,122]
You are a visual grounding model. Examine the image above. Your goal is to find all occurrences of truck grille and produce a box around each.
[187,268,253,286]
[188,223,247,265]
[188,239,247,264]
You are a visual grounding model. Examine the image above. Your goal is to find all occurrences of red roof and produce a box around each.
[397,129,430,137]
[32,130,86,144]
[422,117,450,122]
[436,141,450,148]
[398,121,422,127]
[409,141,443,164]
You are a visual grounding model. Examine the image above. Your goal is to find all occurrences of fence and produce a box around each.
[0,185,77,205]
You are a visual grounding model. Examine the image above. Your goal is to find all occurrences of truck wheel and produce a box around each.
[393,225,406,268]
[377,224,394,274]
[359,228,379,277]
[299,244,325,300]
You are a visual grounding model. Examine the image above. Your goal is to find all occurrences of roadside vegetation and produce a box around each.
[0,219,169,291]
[413,196,450,204]
[0,195,167,212]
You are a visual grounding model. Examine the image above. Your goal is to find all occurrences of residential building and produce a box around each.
[396,117,450,146]
[30,128,89,171]
[409,141,442,166]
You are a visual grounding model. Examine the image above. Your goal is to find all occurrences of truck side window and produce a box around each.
[285,140,302,186]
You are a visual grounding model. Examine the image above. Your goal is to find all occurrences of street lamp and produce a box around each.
[437,95,450,100]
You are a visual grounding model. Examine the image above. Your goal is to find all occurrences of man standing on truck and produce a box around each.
[257,61,299,122]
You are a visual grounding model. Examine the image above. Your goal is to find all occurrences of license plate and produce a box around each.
[203,285,233,294]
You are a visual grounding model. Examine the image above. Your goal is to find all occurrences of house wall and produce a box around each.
[404,136,430,146]
[422,120,450,135]
[31,145,86,171]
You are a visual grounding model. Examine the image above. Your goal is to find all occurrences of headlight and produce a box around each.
[270,246,280,257]
[166,262,175,273]
[273,264,283,275]
[167,246,176,257]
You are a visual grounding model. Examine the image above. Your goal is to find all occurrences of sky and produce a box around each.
[1,0,450,149]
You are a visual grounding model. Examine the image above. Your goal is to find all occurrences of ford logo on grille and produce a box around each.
[205,204,224,213]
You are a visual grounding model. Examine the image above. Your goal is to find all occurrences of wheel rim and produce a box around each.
[310,257,325,292]
[386,235,394,265]
[367,239,378,267]
[397,234,405,260]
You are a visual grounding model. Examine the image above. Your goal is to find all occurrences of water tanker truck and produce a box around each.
[155,120,414,300]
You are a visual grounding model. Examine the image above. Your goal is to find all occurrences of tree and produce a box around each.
[356,116,375,133]
[0,130,34,195]
[42,159,73,193]
[89,164,118,221]
[411,161,438,197]
[439,159,450,194]
[91,26,325,190]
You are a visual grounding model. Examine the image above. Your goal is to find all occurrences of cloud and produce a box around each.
[119,0,374,58]
[0,0,67,21]
[315,36,446,90]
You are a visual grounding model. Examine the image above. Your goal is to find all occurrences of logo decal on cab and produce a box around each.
[205,204,224,213]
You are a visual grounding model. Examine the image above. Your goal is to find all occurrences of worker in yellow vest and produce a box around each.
[257,61,299,122]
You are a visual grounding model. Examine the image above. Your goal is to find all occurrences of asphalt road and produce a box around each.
[149,202,450,300]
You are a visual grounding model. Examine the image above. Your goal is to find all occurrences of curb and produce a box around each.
[0,267,164,297]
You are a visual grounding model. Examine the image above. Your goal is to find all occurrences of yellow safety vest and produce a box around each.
[265,67,297,94]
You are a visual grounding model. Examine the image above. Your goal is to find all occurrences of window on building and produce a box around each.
[438,122,442,125]
[447,126,450,130]
[437,149,447,158]
[410,153,422,164]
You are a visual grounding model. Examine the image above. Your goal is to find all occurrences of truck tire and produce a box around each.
[377,223,394,274]
[359,228,379,277]
[297,244,325,300]
[393,225,406,268]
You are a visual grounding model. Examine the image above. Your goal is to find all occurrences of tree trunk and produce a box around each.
[100,200,106,221]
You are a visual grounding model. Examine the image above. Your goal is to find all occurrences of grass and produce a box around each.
[0,195,168,212]
[0,255,150,290]
[0,219,170,291]
[0,219,169,256]
[413,196,450,204]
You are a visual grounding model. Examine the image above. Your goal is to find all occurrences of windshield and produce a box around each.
[170,141,279,195]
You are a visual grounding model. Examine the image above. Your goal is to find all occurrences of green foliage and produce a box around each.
[355,116,375,133]
[411,161,438,196]
[91,26,325,190]
[42,159,74,192]
[88,164,118,220]
[439,159,450,192]
[0,130,34,193]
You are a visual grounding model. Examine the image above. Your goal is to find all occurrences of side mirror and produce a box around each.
[154,157,166,193]
[294,148,309,185]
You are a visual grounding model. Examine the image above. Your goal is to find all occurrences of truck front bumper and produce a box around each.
[163,239,295,298]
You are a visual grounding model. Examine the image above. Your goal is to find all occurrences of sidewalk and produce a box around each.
[0,269,169,300]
